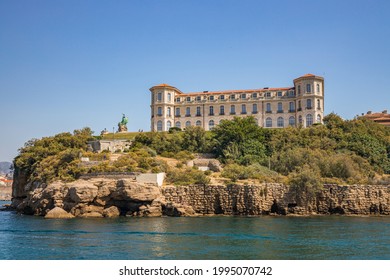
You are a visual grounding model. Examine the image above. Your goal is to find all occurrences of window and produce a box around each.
[317,99,321,109]
[277,117,284,127]
[289,116,295,126]
[196,120,201,126]
[306,99,312,109]
[298,101,301,110]
[277,91,282,97]
[277,102,283,113]
[266,118,272,128]
[266,103,271,113]
[157,120,163,131]
[252,103,258,113]
[196,96,201,101]
[209,95,214,101]
[167,93,171,102]
[209,120,215,130]
[316,84,320,93]
[157,92,162,101]
[220,105,225,115]
[230,94,235,100]
[186,96,191,102]
[298,115,303,124]
[289,90,295,97]
[298,85,301,95]
[209,106,214,115]
[167,121,171,130]
[241,93,246,99]
[175,107,180,117]
[253,93,258,98]
[265,92,271,98]
[289,102,295,112]
[317,114,322,123]
[196,106,201,116]
[175,121,181,128]
[220,95,225,100]
[185,121,191,127]
[157,107,162,116]
[306,114,313,126]
[306,84,311,93]
[241,104,247,114]
[167,107,171,117]
[186,107,190,116]
[230,105,235,114]
[175,97,181,102]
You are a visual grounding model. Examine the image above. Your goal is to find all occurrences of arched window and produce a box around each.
[167,121,171,130]
[241,104,247,114]
[298,100,301,110]
[157,120,163,131]
[317,114,321,123]
[277,102,283,112]
[157,107,162,116]
[306,84,311,93]
[196,120,201,126]
[316,84,320,93]
[175,121,181,128]
[266,103,271,112]
[167,107,171,117]
[289,102,295,112]
[266,117,272,128]
[306,114,313,126]
[209,106,214,115]
[277,117,284,127]
[209,120,215,130]
[220,105,225,115]
[317,99,320,109]
[185,121,191,127]
[307,99,312,109]
[289,116,295,126]
[175,107,180,117]
[167,93,171,102]
[196,106,201,116]
[157,92,162,101]
[186,107,190,116]
[252,104,258,113]
[230,105,235,114]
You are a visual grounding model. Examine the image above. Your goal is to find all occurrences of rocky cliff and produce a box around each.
[11,175,390,218]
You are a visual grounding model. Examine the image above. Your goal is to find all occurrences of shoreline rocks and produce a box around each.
[10,176,390,218]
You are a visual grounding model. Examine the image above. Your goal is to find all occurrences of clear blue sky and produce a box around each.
[1,0,389,162]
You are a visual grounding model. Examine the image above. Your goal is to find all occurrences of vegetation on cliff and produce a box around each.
[13,114,390,201]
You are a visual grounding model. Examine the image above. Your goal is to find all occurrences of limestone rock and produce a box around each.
[68,184,98,203]
[45,207,74,219]
[80,211,103,218]
[112,180,160,202]
[103,206,120,218]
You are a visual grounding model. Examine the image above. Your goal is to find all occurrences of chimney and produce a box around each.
[203,91,208,93]
[382,110,388,114]
[367,111,372,115]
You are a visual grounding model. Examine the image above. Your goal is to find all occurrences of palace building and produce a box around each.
[150,74,324,132]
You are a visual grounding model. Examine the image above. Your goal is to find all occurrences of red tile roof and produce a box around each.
[178,87,294,96]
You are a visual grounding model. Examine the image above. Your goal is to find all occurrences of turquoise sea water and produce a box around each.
[1,202,390,260]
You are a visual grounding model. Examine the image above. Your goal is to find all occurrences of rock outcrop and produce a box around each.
[11,175,390,217]
[45,207,75,219]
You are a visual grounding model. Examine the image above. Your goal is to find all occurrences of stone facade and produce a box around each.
[87,140,131,153]
[150,74,324,131]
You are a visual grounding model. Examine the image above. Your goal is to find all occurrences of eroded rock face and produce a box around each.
[11,176,390,218]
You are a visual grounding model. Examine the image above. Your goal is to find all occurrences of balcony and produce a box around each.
[277,110,284,113]
[157,114,163,117]
[252,111,258,114]
[219,112,225,115]
[288,109,295,113]
[266,110,272,114]
[185,114,191,117]
[297,108,302,112]
[196,113,202,117]
[306,107,312,110]
[209,112,214,116]
[241,111,247,115]
[230,112,236,115]
[175,114,181,117]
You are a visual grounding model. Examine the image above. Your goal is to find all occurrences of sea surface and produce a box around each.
[1,201,390,260]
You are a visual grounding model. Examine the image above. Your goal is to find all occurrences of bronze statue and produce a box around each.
[118,114,128,132]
